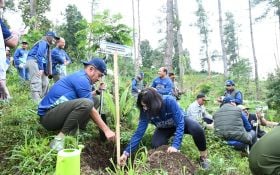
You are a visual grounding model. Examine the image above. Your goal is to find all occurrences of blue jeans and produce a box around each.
[17,67,29,80]
[227,130,257,150]
[151,117,207,151]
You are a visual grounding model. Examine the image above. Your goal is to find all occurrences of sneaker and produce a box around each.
[199,156,210,170]
[50,136,64,152]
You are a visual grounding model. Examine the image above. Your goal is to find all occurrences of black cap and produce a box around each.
[197,93,209,100]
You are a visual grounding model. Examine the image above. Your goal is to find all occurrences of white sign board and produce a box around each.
[98,41,132,57]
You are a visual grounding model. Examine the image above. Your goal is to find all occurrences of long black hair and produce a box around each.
[136,87,163,116]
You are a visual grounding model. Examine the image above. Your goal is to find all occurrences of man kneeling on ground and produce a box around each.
[186,93,213,129]
[37,58,115,151]
[213,96,257,151]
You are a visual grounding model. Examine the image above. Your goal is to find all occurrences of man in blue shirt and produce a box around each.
[218,80,243,105]
[51,37,71,82]
[26,31,59,101]
[14,41,29,81]
[38,58,115,151]
[151,67,173,95]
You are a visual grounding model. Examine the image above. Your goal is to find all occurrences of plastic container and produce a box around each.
[56,145,84,175]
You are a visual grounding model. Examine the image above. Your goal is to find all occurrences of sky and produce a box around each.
[6,0,279,79]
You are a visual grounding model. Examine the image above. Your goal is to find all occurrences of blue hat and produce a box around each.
[223,96,236,104]
[82,58,107,75]
[46,31,60,40]
[225,80,235,86]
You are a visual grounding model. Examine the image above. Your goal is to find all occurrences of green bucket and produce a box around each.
[56,145,84,175]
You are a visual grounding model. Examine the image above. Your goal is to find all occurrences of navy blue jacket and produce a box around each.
[124,96,185,154]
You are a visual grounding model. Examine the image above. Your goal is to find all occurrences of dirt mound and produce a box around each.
[148,145,196,175]
[81,140,116,174]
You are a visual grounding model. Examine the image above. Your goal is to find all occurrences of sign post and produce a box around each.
[97,41,131,166]
[97,41,132,57]
[113,52,120,166]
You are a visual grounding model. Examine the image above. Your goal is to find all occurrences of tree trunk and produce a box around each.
[277,6,280,67]
[132,0,139,75]
[88,0,96,59]
[174,0,184,89]
[218,0,228,78]
[137,0,142,70]
[204,33,211,78]
[164,0,174,71]
[249,0,260,100]
[30,0,36,17]
[30,0,37,29]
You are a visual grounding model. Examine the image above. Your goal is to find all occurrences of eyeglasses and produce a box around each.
[226,85,232,87]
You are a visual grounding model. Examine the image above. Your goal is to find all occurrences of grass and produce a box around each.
[1,66,278,174]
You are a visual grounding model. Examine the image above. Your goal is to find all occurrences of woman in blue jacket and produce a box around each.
[119,87,210,169]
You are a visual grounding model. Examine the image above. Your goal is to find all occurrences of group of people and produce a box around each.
[1,29,72,102]
[1,0,278,171]
[129,68,280,173]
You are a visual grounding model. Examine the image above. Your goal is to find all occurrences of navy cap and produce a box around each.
[46,31,60,40]
[82,58,107,75]
[223,96,236,104]
[225,80,235,86]
[21,41,28,44]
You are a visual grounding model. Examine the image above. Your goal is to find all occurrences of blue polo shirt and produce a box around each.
[151,77,173,95]
[38,70,93,116]
[13,48,29,66]
[51,47,71,75]
[27,40,49,71]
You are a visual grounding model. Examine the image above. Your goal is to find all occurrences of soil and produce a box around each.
[81,141,197,175]
[148,145,197,175]
[81,140,116,175]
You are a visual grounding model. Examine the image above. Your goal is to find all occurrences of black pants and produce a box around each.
[151,117,207,151]
[40,98,94,134]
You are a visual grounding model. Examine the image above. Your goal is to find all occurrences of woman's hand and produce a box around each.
[119,153,128,166]
[167,146,178,153]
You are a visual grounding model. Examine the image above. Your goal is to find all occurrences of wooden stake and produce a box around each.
[113,52,121,165]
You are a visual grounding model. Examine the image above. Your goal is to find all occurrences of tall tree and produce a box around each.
[137,0,142,71]
[249,0,260,100]
[173,0,185,88]
[131,0,142,75]
[164,0,174,71]
[218,0,228,78]
[18,0,51,31]
[30,0,36,17]
[60,4,87,61]
[195,0,211,77]
[132,0,137,73]
[224,12,238,66]
[140,40,153,68]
